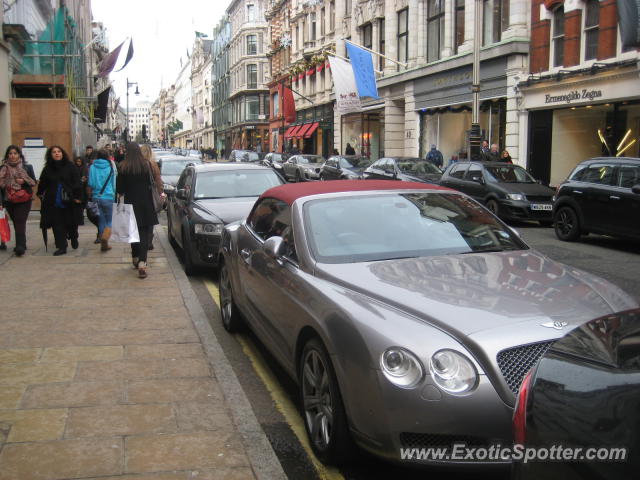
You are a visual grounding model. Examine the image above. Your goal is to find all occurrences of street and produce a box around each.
[176,216,640,480]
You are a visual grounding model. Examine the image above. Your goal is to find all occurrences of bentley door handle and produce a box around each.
[609,195,621,200]
[572,190,583,194]
[240,248,251,263]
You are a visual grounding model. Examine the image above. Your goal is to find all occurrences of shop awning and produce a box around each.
[304,122,319,138]
[295,123,312,138]
[284,126,298,138]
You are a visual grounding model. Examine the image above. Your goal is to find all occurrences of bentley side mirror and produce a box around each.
[176,189,187,200]
[632,184,640,195]
[264,236,285,261]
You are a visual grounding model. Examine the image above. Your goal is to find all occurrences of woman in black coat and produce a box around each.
[116,142,159,279]
[37,146,82,255]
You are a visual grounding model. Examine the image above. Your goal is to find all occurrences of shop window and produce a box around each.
[379,18,385,71]
[552,7,565,67]
[454,0,465,54]
[246,95,259,121]
[247,35,257,55]
[362,23,372,50]
[427,0,445,62]
[247,64,257,89]
[584,0,599,61]
[397,8,408,68]
[483,0,509,46]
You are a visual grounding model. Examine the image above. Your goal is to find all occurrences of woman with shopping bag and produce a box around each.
[0,145,37,256]
[87,148,117,252]
[116,142,160,279]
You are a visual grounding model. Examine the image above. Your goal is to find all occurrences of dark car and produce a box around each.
[363,157,443,184]
[320,155,371,180]
[553,157,640,242]
[159,156,204,194]
[439,161,556,226]
[512,308,640,480]
[262,152,288,174]
[228,150,261,163]
[166,163,284,275]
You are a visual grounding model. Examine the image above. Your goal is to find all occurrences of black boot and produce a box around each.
[14,233,26,257]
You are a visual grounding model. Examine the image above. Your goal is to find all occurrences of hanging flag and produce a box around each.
[345,42,379,99]
[94,86,111,122]
[195,31,209,38]
[97,40,124,77]
[115,39,134,72]
[328,56,361,114]
[617,0,640,48]
[283,86,296,123]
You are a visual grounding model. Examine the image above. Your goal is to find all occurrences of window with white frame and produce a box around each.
[584,0,599,61]
[321,8,326,36]
[362,23,372,49]
[345,0,352,16]
[427,0,444,62]
[379,18,385,71]
[247,95,259,120]
[483,0,509,46]
[247,64,257,89]
[247,5,255,22]
[310,12,317,41]
[330,1,335,31]
[247,34,257,55]
[454,0,465,54]
[397,8,408,67]
[552,6,565,67]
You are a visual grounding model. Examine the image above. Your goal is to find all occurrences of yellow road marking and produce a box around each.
[204,279,343,480]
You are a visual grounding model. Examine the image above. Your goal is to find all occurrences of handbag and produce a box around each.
[6,184,33,203]
[0,207,10,243]
[111,199,140,243]
[148,165,165,213]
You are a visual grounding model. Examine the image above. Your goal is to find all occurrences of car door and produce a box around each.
[461,163,487,201]
[171,169,194,247]
[323,158,337,179]
[283,156,297,180]
[577,163,616,233]
[611,163,640,238]
[440,163,469,192]
[364,158,386,179]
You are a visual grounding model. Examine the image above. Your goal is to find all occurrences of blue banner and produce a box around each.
[346,42,379,99]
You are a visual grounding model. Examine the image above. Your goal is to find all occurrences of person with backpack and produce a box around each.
[0,145,37,256]
[426,144,444,169]
[87,148,117,252]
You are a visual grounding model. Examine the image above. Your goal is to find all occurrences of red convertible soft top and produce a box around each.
[260,180,449,206]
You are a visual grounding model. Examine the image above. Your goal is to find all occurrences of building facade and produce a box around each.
[173,58,193,148]
[226,0,270,151]
[212,17,233,155]
[191,37,214,150]
[128,100,151,143]
[519,0,640,186]
[0,7,11,149]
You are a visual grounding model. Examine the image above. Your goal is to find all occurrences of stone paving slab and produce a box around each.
[0,219,285,480]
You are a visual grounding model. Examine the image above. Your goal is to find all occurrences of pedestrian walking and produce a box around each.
[140,144,164,251]
[500,150,513,164]
[483,143,500,162]
[345,143,355,155]
[426,144,444,168]
[83,145,94,163]
[87,148,117,252]
[481,140,490,154]
[0,145,37,255]
[37,146,82,256]
[73,156,89,226]
[116,142,160,279]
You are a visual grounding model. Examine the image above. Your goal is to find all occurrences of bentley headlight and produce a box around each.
[429,349,477,394]
[194,223,223,235]
[506,193,524,201]
[380,347,424,388]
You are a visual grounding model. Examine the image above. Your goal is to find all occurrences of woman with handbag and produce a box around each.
[116,142,160,278]
[37,145,82,256]
[87,148,117,252]
[0,145,37,256]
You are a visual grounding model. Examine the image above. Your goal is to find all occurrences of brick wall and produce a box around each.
[530,0,551,73]
[598,0,618,60]
[564,9,582,66]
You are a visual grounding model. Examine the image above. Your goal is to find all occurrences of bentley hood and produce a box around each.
[315,250,638,337]
[193,197,258,224]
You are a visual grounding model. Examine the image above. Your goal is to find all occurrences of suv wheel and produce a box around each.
[554,206,581,241]
[486,199,500,216]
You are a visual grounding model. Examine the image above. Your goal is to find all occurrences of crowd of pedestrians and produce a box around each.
[0,141,161,279]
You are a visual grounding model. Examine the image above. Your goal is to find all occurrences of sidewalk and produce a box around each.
[0,214,285,480]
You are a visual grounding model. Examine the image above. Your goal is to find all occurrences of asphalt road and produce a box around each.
[162,214,639,480]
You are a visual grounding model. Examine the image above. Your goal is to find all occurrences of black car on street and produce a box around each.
[439,161,556,225]
[363,157,442,183]
[553,157,640,242]
[166,163,284,274]
[320,155,371,180]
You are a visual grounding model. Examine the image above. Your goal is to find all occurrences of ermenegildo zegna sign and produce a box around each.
[545,89,603,104]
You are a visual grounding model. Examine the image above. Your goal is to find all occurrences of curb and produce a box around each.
[156,224,287,480]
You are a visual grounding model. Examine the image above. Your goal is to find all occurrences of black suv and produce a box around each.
[439,161,556,225]
[553,157,640,241]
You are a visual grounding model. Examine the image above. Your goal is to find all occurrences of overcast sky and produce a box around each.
[92,0,227,108]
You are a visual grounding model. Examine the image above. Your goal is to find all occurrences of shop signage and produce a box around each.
[544,89,603,104]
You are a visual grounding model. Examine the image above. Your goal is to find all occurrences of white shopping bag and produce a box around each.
[111,202,140,243]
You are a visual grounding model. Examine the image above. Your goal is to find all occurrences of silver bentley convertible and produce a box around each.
[218,180,637,466]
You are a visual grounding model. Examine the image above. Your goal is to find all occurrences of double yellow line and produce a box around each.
[204,279,343,480]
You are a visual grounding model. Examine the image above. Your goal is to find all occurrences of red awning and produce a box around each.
[286,125,302,138]
[304,122,319,138]
[284,126,297,138]
[295,123,312,138]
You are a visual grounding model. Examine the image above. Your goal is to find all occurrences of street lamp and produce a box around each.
[126,77,140,144]
[469,0,483,161]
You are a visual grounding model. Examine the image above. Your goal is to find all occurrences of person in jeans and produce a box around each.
[87,148,117,252]
[0,145,37,255]
[116,142,159,279]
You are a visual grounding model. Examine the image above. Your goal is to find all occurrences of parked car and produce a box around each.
[262,152,288,174]
[439,161,556,226]
[512,308,640,480]
[320,155,371,180]
[228,150,260,163]
[282,154,325,182]
[363,157,443,183]
[218,180,637,466]
[159,156,204,194]
[553,157,640,241]
[166,163,284,275]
